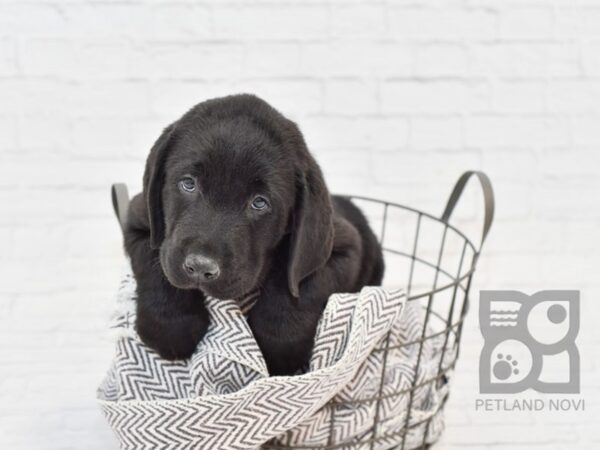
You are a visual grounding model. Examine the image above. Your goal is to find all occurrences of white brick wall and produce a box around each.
[0,1,598,449]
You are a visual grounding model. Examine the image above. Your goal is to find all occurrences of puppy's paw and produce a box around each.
[136,313,209,361]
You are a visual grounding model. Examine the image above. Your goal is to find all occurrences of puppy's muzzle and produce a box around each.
[183,254,221,282]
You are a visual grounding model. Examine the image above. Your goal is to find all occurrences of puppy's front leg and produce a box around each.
[248,258,353,375]
[125,194,210,360]
[248,218,362,376]
[247,278,324,376]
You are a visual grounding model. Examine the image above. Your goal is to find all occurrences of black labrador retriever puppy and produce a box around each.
[124,94,384,375]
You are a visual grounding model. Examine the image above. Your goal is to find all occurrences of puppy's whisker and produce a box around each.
[149,258,162,272]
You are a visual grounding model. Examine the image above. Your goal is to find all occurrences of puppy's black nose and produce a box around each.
[183,254,220,281]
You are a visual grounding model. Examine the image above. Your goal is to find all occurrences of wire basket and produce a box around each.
[264,171,495,450]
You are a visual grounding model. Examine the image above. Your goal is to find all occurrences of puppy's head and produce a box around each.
[144,94,334,300]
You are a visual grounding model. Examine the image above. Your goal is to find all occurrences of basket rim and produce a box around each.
[341,194,479,305]
[341,194,479,256]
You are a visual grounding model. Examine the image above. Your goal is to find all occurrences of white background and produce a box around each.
[0,0,599,448]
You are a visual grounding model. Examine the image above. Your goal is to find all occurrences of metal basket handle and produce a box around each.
[441,171,494,252]
[111,183,130,232]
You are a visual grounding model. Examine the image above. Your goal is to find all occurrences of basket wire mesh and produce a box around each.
[265,171,495,450]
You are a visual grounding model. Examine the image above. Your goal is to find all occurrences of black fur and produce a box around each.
[124,94,385,375]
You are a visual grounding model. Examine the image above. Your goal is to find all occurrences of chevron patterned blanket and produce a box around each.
[97,266,450,449]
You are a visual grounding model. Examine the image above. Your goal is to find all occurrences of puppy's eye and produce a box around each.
[179,177,196,193]
[250,196,269,211]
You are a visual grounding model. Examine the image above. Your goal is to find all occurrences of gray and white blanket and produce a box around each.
[97,265,451,449]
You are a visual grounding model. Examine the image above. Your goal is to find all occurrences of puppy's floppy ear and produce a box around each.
[143,123,176,249]
[287,154,335,298]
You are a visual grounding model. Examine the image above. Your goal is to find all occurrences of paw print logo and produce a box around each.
[494,354,519,380]
[479,291,580,394]
[485,339,531,386]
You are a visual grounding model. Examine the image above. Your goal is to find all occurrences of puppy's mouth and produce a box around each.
[195,278,247,300]
[166,273,250,301]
